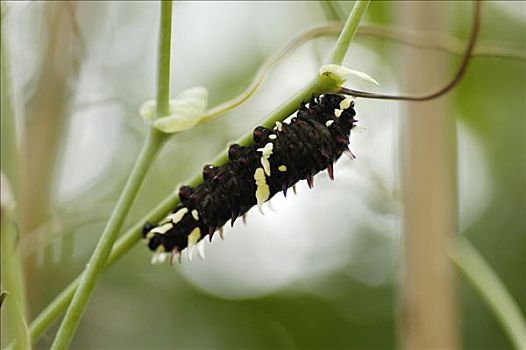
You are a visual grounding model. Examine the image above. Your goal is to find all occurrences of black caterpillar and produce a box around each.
[143,94,357,262]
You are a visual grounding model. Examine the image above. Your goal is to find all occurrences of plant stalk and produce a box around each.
[156,0,173,118]
[451,236,526,350]
[49,1,173,348]
[49,129,166,350]
[399,2,459,348]
[325,0,370,65]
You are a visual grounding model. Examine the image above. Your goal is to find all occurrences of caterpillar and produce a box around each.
[143,93,357,263]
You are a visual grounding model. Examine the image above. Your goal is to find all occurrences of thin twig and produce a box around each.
[20,204,113,258]
[200,24,343,123]
[340,1,481,101]
[450,236,526,350]
[357,24,525,61]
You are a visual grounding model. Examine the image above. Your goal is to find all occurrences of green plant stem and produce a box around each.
[22,194,180,345]
[49,129,166,350]
[49,2,173,349]
[450,236,526,350]
[20,1,370,346]
[325,0,370,65]
[156,0,173,118]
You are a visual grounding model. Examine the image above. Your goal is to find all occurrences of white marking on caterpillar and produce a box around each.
[278,165,287,172]
[334,109,343,118]
[197,240,206,260]
[151,222,173,235]
[257,142,274,176]
[151,252,169,265]
[187,227,201,247]
[150,253,160,265]
[145,232,155,240]
[274,121,283,131]
[339,97,352,110]
[254,167,270,214]
[150,244,169,265]
[269,134,277,140]
[258,143,274,158]
[344,148,356,160]
[187,246,195,262]
[166,207,188,224]
[325,120,335,127]
[191,209,199,221]
[170,250,181,265]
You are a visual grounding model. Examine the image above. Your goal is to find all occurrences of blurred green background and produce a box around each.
[1,1,524,349]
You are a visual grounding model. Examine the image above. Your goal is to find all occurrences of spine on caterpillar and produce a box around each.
[143,94,357,263]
